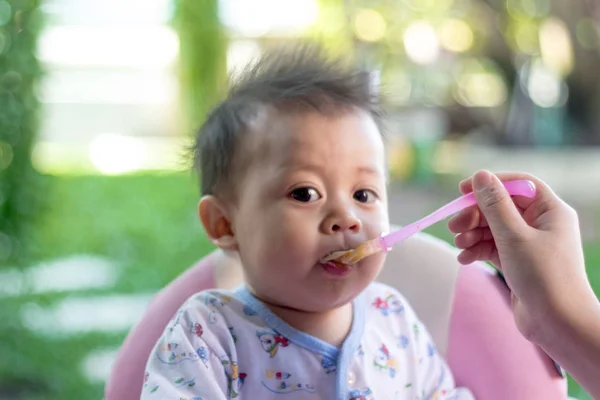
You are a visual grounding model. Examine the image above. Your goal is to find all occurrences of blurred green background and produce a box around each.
[1,0,599,398]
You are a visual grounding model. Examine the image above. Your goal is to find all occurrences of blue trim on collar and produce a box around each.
[235,285,366,400]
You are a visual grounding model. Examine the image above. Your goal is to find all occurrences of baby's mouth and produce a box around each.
[319,250,353,269]
[320,249,354,264]
[320,259,352,274]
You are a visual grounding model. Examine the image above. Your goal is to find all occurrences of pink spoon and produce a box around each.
[321,179,537,265]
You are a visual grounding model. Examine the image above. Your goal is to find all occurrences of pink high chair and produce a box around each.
[105,231,568,400]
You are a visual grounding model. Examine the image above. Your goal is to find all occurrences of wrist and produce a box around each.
[529,286,600,399]
[532,284,600,349]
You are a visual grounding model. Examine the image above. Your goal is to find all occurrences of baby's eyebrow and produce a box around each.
[356,166,380,175]
[279,161,324,174]
[278,164,384,178]
[354,165,388,180]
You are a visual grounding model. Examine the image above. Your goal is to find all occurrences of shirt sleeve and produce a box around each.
[141,295,234,399]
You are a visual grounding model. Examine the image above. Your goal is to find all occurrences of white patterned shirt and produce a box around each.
[141,282,474,400]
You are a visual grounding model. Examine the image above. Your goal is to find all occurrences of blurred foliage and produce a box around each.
[173,0,227,136]
[2,174,213,398]
[309,0,355,56]
[330,0,600,146]
[0,0,44,265]
[0,0,45,394]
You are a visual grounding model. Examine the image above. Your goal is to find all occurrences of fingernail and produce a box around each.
[473,170,493,191]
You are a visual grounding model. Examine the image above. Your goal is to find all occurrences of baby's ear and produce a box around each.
[198,196,238,251]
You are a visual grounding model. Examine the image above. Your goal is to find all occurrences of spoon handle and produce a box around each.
[381,179,536,250]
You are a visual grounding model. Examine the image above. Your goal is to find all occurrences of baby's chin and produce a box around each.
[313,266,381,304]
[248,256,384,310]
[254,277,368,314]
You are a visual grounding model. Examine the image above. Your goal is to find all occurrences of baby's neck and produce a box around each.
[264,301,353,348]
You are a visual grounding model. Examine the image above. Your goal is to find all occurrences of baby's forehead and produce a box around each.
[240,109,386,172]
[249,107,381,144]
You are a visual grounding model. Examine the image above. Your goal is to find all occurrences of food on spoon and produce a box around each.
[320,238,383,266]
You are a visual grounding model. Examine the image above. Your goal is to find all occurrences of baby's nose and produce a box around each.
[321,212,362,234]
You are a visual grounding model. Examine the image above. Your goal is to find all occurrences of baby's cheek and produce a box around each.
[258,227,293,255]
[374,213,390,237]
[369,249,386,268]
[269,228,313,263]
[364,212,389,238]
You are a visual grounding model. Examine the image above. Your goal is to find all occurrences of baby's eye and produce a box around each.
[353,189,377,203]
[290,187,321,203]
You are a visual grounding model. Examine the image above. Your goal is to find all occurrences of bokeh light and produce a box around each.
[526,59,566,108]
[539,17,573,77]
[403,21,439,64]
[506,0,550,18]
[0,140,13,171]
[403,0,437,12]
[220,0,319,37]
[227,40,261,74]
[439,18,474,53]
[454,59,507,107]
[38,26,179,67]
[456,72,507,107]
[513,21,540,54]
[353,9,387,42]
[0,0,11,26]
[89,134,147,175]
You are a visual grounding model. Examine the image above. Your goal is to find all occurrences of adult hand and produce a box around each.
[448,170,590,342]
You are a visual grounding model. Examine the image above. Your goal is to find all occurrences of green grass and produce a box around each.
[1,173,598,398]
[1,173,214,399]
[31,173,214,292]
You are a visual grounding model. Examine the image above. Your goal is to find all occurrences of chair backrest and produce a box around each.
[105,232,567,400]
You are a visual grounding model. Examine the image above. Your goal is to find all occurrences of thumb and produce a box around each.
[472,170,529,240]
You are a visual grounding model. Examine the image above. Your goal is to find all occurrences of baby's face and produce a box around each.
[231,109,389,312]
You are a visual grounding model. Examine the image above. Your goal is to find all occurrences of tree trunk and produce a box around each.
[0,0,43,264]
[173,0,228,136]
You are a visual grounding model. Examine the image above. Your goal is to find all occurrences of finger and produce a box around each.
[471,171,532,240]
[453,228,493,249]
[460,179,535,214]
[448,207,488,233]
[458,177,473,194]
[460,185,533,213]
[456,240,497,265]
[462,171,559,212]
[460,171,535,193]
[521,194,562,228]
[450,182,526,234]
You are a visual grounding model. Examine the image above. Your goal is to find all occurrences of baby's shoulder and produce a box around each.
[184,288,240,310]
[166,289,261,334]
[179,288,259,322]
[162,289,266,352]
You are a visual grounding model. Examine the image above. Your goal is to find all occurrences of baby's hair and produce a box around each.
[193,42,382,198]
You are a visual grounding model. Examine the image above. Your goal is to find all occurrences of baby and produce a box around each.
[141,44,474,399]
